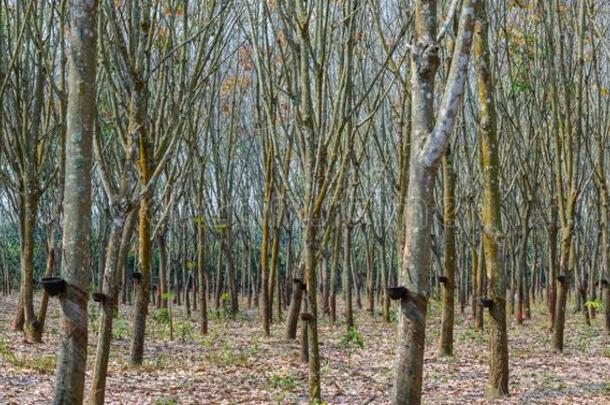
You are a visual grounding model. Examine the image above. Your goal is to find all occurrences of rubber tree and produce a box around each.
[439,144,456,356]
[88,206,136,405]
[474,1,509,397]
[548,0,586,353]
[391,1,478,403]
[591,38,610,334]
[88,108,141,404]
[2,1,61,342]
[52,0,97,403]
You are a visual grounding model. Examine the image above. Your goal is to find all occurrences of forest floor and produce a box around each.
[1,293,609,404]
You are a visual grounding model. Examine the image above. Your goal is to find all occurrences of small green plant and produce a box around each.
[112,313,130,340]
[573,334,591,353]
[162,292,176,302]
[152,308,170,325]
[585,299,603,311]
[269,371,296,390]
[599,382,610,395]
[154,397,177,405]
[0,339,55,374]
[572,326,598,352]
[210,345,250,367]
[539,372,560,388]
[456,326,486,345]
[220,292,231,319]
[29,356,56,374]
[427,298,443,317]
[141,355,169,372]
[198,335,213,348]
[339,327,364,349]
[176,320,194,341]
[602,348,610,359]
[0,338,19,366]
[248,341,259,356]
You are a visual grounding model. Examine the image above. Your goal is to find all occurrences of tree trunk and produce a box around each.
[259,145,273,335]
[20,193,41,342]
[439,146,456,356]
[392,2,476,402]
[547,202,558,327]
[53,1,97,402]
[285,262,305,340]
[223,232,238,315]
[35,228,57,341]
[366,239,375,316]
[553,236,574,351]
[303,223,321,402]
[89,210,136,405]
[476,240,485,331]
[131,190,152,365]
[516,208,531,324]
[475,3,509,396]
[158,234,168,308]
[470,237,478,324]
[343,222,354,330]
[183,229,191,318]
[197,218,208,335]
[299,293,309,363]
[269,220,282,322]
[602,194,610,333]
[550,0,585,353]
[380,237,390,322]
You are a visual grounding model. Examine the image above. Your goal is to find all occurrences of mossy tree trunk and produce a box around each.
[474,2,509,397]
[439,146,456,356]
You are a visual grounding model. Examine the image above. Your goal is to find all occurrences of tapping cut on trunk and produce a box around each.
[386,286,409,301]
[481,298,493,309]
[92,292,107,304]
[41,277,66,297]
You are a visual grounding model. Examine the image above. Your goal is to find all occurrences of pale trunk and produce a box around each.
[53,1,97,402]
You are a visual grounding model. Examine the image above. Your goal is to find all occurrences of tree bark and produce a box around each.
[19,193,40,342]
[439,146,456,356]
[475,2,509,396]
[53,1,97,402]
[343,222,354,330]
[131,191,151,365]
[392,2,477,403]
[284,262,305,340]
[547,200,558,330]
[197,218,208,335]
[89,210,136,405]
[158,234,168,309]
[476,240,485,331]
